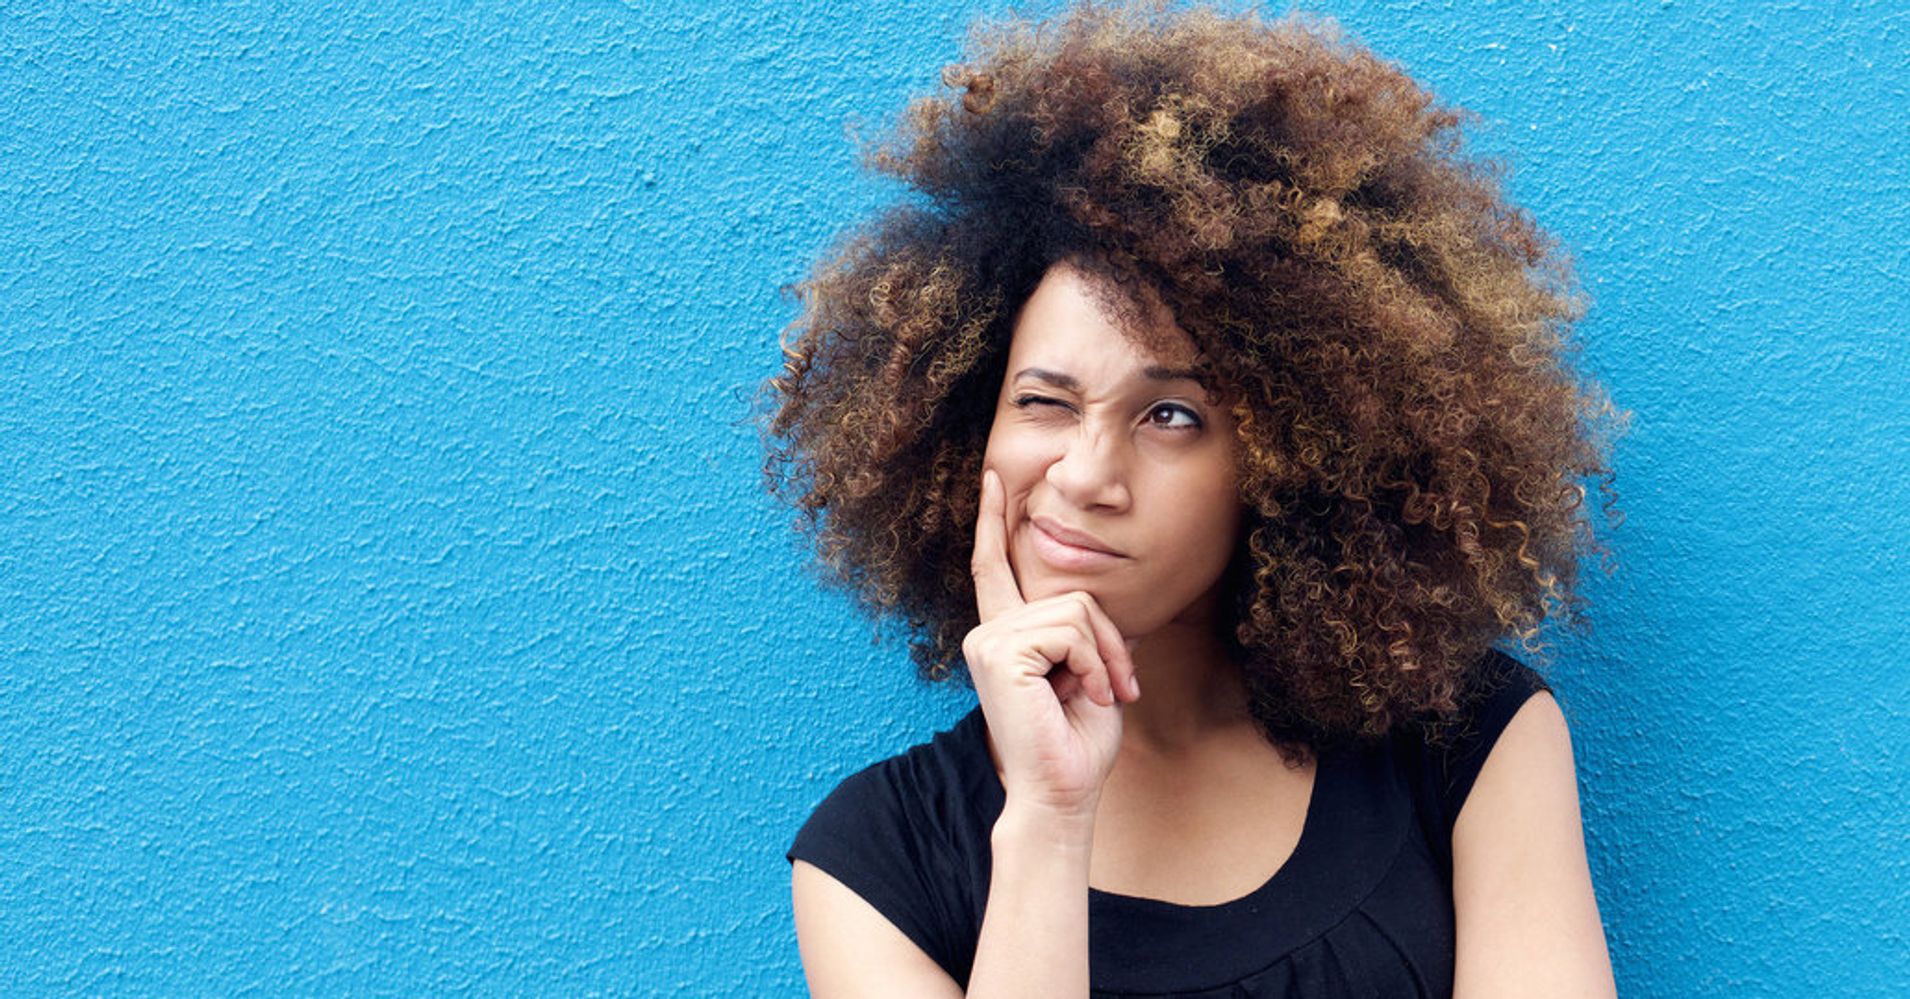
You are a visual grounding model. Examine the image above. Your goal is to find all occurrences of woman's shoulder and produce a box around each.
[806,702,993,813]
[786,707,996,985]
[1393,648,1555,839]
[795,706,996,829]
[1450,648,1554,755]
[785,705,1000,884]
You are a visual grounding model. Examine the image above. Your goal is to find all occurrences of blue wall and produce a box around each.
[2,1,1904,995]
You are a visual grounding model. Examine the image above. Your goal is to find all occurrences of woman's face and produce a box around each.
[981,262,1243,639]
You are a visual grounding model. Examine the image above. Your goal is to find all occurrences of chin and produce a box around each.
[1124,588,1226,643]
[1017,573,1102,605]
[1015,570,1181,631]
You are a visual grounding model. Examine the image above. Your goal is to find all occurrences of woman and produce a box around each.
[763,3,1625,995]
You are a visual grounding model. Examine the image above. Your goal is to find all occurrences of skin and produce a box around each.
[791,261,1618,998]
[976,260,1254,797]
[984,262,1242,644]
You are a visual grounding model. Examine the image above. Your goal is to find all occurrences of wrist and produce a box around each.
[993,797,1098,852]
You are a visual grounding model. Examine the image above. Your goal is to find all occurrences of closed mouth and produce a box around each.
[1030,516,1125,557]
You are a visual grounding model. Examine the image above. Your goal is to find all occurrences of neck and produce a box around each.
[1120,617,1254,756]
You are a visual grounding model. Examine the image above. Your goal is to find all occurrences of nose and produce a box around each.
[1044,422,1131,511]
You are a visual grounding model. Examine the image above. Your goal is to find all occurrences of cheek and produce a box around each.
[979,433,1036,567]
[1170,476,1243,566]
[981,426,1051,494]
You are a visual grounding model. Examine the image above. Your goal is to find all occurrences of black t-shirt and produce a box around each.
[788,649,1551,998]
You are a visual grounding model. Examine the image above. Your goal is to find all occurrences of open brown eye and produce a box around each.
[1148,404,1201,429]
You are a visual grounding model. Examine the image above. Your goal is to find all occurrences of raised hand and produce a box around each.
[963,469,1139,822]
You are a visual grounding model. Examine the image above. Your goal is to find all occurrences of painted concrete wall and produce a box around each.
[2,1,1904,995]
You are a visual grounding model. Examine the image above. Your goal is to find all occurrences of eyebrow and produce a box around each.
[1012,365,1211,390]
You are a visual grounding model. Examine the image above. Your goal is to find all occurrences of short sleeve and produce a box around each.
[1430,650,1553,834]
[1413,649,1558,874]
[787,763,967,981]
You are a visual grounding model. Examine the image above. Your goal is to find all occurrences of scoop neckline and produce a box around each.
[962,708,1409,991]
[966,707,1334,913]
[1085,750,1325,914]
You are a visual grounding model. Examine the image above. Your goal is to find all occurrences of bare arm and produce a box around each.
[963,805,1097,996]
[791,805,1098,998]
[1451,691,1618,998]
[791,860,964,998]
[792,469,1132,997]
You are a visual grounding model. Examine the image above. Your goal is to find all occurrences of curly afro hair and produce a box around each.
[761,0,1626,752]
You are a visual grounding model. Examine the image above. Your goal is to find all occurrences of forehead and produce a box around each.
[1007,263,1200,373]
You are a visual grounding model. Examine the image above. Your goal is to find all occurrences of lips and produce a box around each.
[1031,516,1124,556]
[1026,516,1127,573]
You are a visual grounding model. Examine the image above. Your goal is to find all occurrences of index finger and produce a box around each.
[970,468,1026,621]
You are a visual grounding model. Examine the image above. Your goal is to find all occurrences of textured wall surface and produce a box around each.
[2,0,1905,995]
